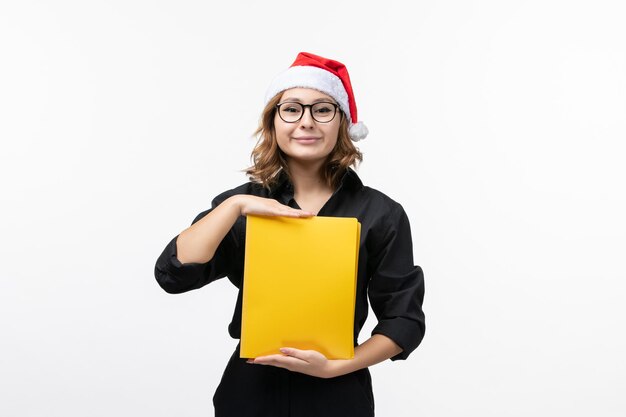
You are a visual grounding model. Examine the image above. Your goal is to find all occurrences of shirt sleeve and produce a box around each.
[154,196,240,294]
[368,203,426,361]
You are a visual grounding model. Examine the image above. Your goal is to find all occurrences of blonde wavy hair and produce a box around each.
[244,93,363,190]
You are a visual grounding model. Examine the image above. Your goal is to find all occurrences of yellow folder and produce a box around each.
[240,215,361,359]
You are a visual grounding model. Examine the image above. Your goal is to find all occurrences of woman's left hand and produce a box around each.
[247,347,342,379]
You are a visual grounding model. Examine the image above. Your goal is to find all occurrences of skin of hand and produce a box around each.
[234,194,314,218]
[176,195,313,265]
[246,334,403,379]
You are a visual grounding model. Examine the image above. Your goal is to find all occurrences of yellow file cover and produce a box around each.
[240,215,361,359]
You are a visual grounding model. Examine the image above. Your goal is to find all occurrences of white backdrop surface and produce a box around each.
[1,1,625,416]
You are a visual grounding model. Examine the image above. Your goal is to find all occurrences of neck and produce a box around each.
[286,158,332,195]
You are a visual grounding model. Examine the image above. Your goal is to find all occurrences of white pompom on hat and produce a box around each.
[265,52,369,141]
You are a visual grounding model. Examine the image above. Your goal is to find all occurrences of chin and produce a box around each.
[285,152,331,163]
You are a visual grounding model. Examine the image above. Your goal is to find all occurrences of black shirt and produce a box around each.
[154,168,425,361]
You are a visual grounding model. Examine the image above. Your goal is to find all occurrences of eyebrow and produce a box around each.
[280,97,337,104]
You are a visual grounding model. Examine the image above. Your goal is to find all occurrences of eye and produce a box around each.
[313,104,334,114]
[281,104,302,113]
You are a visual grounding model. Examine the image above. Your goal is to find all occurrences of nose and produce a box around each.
[298,106,316,128]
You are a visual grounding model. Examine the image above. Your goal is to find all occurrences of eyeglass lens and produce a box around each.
[277,102,337,123]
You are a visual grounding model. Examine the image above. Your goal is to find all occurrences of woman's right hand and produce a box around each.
[176,194,313,265]
[230,195,314,218]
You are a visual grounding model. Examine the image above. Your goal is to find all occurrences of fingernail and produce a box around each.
[279,348,288,353]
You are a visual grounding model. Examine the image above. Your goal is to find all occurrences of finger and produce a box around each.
[254,355,307,370]
[251,209,309,219]
[251,353,282,363]
[292,207,315,216]
[279,347,312,361]
[250,353,283,363]
[272,208,314,218]
[275,205,313,215]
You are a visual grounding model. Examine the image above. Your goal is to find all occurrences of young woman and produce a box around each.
[154,52,425,417]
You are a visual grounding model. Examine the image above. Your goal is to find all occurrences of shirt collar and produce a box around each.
[269,167,363,202]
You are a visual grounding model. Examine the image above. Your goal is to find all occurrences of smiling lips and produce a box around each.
[293,136,321,143]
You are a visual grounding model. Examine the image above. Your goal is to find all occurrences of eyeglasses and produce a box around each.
[276,101,340,123]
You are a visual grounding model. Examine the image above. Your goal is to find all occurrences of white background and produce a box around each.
[1,1,625,416]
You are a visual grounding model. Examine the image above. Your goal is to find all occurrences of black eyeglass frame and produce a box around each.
[275,101,341,123]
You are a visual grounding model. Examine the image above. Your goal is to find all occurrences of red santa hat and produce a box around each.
[264,52,369,141]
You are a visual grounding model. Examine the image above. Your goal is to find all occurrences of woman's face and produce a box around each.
[274,88,341,166]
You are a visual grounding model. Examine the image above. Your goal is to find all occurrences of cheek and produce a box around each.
[274,118,292,141]
[274,124,294,154]
[326,124,341,147]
